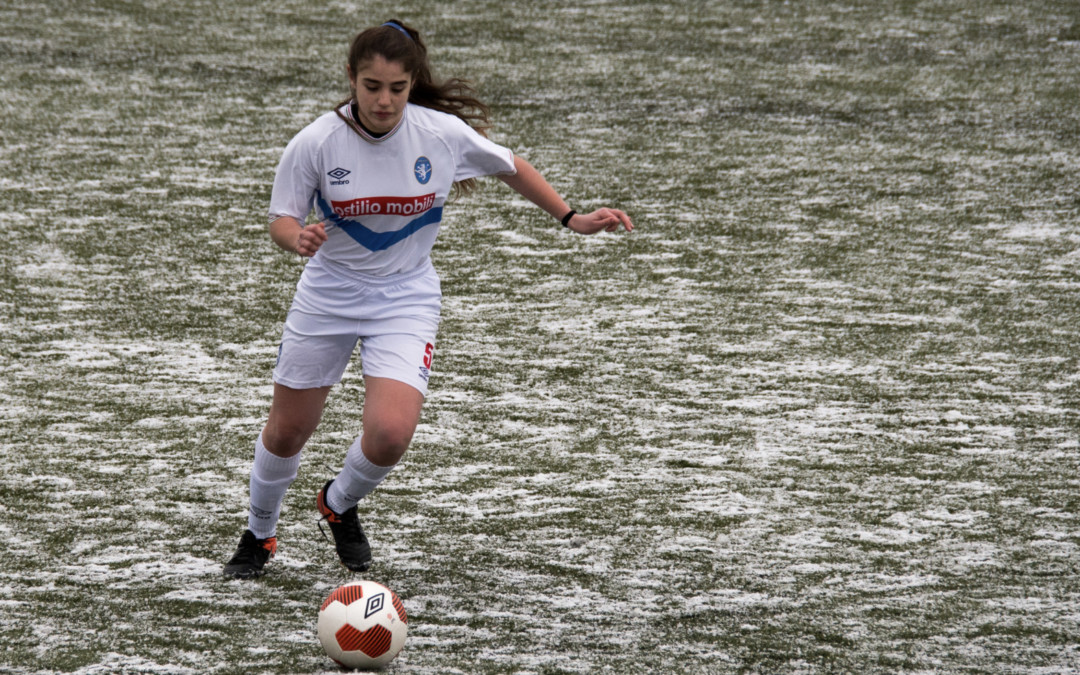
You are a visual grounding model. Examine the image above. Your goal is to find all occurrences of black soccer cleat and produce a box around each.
[316,479,373,572]
[223,529,277,579]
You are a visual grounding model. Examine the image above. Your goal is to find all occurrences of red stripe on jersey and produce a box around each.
[330,194,436,218]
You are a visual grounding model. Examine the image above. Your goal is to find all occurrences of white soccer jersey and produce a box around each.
[269,103,517,276]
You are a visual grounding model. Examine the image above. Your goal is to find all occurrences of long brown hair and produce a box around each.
[340,19,493,195]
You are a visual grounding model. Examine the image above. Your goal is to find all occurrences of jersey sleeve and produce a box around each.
[445,116,517,182]
[268,124,323,223]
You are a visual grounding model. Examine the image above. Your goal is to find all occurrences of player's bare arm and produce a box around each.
[499,155,634,234]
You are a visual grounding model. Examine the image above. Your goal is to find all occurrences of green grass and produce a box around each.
[2,0,1080,673]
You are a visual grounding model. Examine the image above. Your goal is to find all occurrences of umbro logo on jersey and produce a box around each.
[414,157,432,184]
[328,167,351,185]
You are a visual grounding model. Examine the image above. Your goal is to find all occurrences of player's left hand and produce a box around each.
[568,208,634,235]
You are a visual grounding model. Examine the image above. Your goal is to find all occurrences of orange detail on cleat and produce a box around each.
[261,537,278,557]
[317,489,342,523]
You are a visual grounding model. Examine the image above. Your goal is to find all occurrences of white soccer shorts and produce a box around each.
[272,258,441,395]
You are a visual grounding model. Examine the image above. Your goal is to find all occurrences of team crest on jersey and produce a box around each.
[414,157,432,184]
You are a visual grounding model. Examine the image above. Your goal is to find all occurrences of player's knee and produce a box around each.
[263,420,316,457]
[364,423,413,466]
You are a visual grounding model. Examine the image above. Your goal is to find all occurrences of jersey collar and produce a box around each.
[337,102,407,144]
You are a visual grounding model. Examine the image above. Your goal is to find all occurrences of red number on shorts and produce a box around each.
[423,343,434,369]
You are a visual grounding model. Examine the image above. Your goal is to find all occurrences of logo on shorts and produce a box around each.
[414,157,432,184]
[419,342,434,381]
[328,167,351,185]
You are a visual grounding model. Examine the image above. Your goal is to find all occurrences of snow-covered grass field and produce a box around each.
[2,1,1079,673]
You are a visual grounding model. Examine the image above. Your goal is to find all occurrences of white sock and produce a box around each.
[247,435,302,539]
[326,435,396,514]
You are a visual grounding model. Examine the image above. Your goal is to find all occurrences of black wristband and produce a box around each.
[560,210,576,228]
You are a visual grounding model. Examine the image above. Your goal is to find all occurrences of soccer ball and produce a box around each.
[317,580,408,669]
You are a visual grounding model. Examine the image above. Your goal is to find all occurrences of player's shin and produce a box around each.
[247,434,302,538]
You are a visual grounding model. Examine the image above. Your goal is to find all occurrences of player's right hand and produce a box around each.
[296,221,328,257]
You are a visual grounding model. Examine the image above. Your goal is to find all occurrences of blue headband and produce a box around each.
[382,22,412,40]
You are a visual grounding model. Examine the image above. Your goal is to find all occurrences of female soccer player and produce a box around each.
[224,19,633,578]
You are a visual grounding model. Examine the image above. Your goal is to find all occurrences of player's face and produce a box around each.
[350,56,413,134]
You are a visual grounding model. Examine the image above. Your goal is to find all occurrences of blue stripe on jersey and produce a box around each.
[315,192,443,251]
